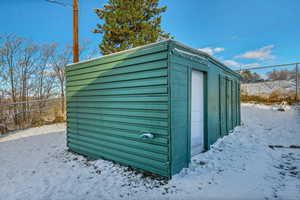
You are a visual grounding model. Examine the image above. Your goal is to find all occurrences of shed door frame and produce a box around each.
[219,74,227,137]
[187,66,207,162]
[191,70,204,156]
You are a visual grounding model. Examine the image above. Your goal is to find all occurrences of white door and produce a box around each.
[191,70,204,156]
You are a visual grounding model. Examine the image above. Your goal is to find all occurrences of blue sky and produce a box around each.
[1,0,299,69]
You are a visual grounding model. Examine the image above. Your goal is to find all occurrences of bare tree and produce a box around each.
[18,41,39,127]
[0,35,23,126]
[51,41,98,117]
[267,69,289,81]
[0,34,98,129]
[79,39,99,60]
[51,45,72,116]
[34,43,57,115]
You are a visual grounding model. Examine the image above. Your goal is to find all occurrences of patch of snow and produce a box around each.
[1,105,300,200]
[0,123,66,142]
[241,80,296,96]
[173,48,207,60]
[242,102,292,111]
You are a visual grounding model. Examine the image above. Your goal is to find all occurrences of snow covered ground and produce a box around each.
[1,104,300,200]
[241,80,296,96]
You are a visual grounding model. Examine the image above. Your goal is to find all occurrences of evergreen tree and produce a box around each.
[93,0,170,55]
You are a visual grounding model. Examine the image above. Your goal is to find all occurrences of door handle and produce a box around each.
[139,133,154,139]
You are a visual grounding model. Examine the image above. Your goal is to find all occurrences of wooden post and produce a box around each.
[73,0,79,63]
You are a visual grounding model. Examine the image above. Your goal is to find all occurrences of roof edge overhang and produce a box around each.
[169,40,241,79]
[67,39,241,79]
[66,39,170,68]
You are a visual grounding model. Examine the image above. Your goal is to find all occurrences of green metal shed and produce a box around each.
[66,39,241,178]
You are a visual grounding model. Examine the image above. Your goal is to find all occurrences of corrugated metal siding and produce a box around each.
[219,74,227,137]
[237,82,241,125]
[219,75,240,135]
[168,41,241,175]
[66,42,170,176]
[66,40,241,177]
[228,79,232,131]
[169,62,189,175]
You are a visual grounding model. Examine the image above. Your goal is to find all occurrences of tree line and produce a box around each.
[0,34,97,127]
[240,68,298,83]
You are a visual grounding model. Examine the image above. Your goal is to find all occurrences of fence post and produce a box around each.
[296,63,299,101]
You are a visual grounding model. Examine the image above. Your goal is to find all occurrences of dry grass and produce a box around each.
[1,99,66,132]
[241,89,298,104]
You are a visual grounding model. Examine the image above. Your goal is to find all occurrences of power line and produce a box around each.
[45,0,71,7]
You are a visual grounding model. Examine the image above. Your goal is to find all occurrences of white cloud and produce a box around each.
[235,45,275,60]
[223,59,261,69]
[214,47,225,53]
[242,63,261,68]
[223,60,241,67]
[198,47,224,55]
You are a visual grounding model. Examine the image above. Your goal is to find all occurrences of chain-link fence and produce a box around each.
[0,98,65,134]
[237,62,299,104]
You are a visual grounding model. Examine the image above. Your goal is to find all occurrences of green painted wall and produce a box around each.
[66,41,170,177]
[169,61,189,174]
[66,40,241,178]
[168,41,241,175]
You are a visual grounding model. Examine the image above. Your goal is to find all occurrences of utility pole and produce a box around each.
[46,0,79,63]
[73,0,79,63]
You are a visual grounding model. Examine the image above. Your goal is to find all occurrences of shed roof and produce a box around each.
[67,39,240,78]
